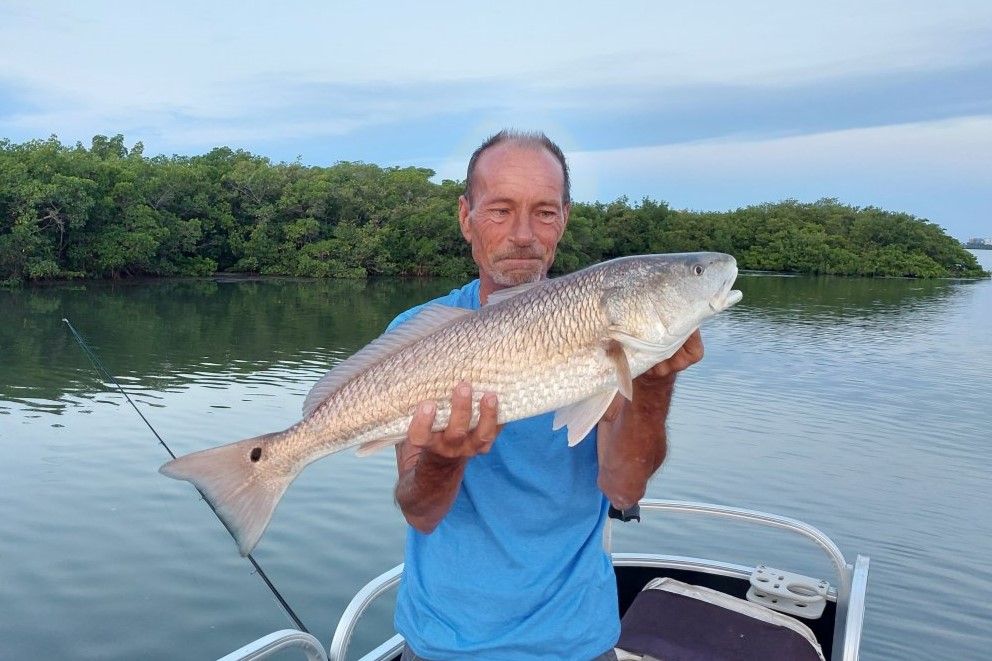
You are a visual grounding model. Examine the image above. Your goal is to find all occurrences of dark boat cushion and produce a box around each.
[616,578,824,661]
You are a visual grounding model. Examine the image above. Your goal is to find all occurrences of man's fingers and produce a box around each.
[408,400,437,447]
[681,330,704,364]
[406,383,501,458]
[444,381,474,441]
[668,331,704,373]
[638,330,706,382]
[474,392,500,453]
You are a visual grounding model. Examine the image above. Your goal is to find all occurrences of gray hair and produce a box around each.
[464,129,571,207]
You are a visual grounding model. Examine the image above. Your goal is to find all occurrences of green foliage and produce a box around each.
[556,198,987,278]
[0,136,987,282]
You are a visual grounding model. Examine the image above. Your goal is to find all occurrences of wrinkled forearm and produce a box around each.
[395,447,468,533]
[597,375,676,510]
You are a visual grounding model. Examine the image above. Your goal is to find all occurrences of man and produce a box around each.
[389,130,704,660]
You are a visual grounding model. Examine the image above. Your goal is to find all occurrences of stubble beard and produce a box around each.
[488,250,549,287]
[490,267,545,287]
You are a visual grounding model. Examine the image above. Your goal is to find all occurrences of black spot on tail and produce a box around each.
[250,447,262,462]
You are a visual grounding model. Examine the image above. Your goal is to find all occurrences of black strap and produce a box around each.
[608,504,641,522]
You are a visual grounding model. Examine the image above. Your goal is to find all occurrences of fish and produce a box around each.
[160,252,743,555]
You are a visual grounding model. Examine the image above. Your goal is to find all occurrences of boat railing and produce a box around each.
[837,553,870,661]
[606,499,850,580]
[220,499,868,661]
[608,499,869,661]
[216,629,328,661]
[327,563,405,661]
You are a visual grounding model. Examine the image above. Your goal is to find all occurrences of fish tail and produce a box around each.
[160,431,296,556]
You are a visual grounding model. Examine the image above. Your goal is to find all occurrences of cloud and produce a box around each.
[573,115,992,183]
[556,116,992,234]
[2,1,989,237]
[3,2,990,151]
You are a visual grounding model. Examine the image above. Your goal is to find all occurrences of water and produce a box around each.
[1,252,990,660]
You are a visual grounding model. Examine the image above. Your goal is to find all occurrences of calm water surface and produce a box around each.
[2,251,990,660]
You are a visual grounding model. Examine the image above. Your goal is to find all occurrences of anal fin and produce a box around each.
[355,435,407,457]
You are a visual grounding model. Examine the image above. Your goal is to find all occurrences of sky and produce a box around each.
[2,0,991,241]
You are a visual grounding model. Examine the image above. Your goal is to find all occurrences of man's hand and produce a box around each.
[395,381,502,533]
[602,329,705,423]
[405,381,501,460]
[640,328,705,382]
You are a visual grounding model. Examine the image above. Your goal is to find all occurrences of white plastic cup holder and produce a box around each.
[746,565,829,619]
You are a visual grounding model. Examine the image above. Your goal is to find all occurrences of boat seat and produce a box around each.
[615,577,825,661]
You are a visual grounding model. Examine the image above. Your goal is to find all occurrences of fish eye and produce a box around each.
[692,264,705,276]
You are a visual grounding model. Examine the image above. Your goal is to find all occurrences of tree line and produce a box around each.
[1,134,987,284]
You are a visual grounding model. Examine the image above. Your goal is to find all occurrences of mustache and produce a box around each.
[494,249,545,261]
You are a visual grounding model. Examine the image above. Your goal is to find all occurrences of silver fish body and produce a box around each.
[161,252,742,555]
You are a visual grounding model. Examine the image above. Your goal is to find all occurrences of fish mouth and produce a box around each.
[710,276,743,312]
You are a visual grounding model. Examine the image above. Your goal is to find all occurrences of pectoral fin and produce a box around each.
[609,329,684,373]
[603,339,633,401]
[553,389,619,446]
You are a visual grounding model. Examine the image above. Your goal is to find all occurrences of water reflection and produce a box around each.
[734,272,974,323]
[1,276,461,409]
[0,271,985,410]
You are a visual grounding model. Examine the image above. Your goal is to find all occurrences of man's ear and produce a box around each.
[458,195,472,242]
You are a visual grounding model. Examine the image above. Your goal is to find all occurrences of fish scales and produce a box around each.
[314,271,606,445]
[160,253,742,555]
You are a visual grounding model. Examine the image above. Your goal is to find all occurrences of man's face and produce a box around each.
[458,144,570,301]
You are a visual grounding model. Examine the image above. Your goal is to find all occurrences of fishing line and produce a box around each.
[63,318,311,635]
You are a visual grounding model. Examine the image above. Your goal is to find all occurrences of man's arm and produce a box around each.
[596,330,705,510]
[394,381,501,533]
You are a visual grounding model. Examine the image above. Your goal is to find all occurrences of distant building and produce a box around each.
[964,238,992,249]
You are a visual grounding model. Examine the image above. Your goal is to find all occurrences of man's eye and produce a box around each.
[536,210,558,222]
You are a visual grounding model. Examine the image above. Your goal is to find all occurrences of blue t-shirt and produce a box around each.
[390,280,619,661]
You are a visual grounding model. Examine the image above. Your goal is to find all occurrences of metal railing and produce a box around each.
[217,630,328,661]
[221,499,868,661]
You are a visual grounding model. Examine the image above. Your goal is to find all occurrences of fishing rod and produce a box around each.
[63,318,311,635]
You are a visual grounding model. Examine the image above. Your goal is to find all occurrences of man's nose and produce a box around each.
[509,214,536,245]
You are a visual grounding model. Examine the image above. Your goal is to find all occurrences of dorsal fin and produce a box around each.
[485,280,546,306]
[302,303,472,418]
